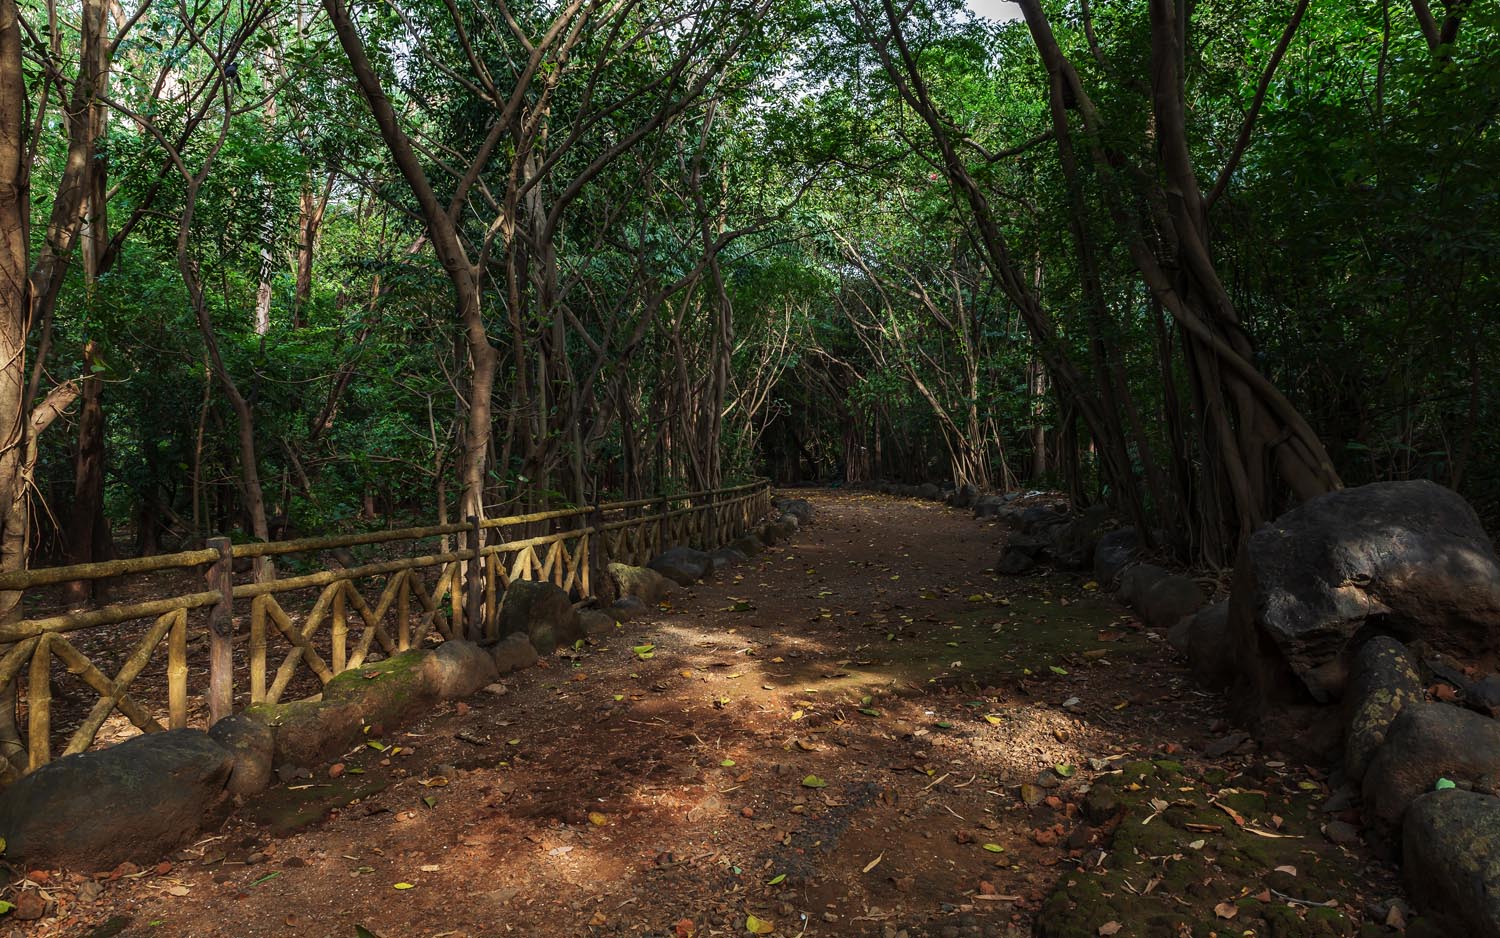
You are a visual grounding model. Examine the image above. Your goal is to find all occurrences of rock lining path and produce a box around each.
[18,491,1398,938]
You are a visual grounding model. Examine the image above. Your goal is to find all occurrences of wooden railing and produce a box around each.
[0,480,772,776]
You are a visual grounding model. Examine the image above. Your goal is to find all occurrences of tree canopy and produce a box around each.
[1,0,1495,583]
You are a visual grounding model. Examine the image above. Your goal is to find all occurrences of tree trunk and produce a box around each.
[63,341,112,605]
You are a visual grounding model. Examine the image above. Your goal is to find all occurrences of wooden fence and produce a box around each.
[0,480,772,776]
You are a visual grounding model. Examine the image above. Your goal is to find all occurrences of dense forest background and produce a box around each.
[1,0,1495,589]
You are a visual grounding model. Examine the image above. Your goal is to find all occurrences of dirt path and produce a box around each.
[16,491,1399,938]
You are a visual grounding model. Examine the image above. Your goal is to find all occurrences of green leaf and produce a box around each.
[1436,778,1457,791]
[0,900,14,915]
[1048,665,1068,676]
[801,774,827,788]
[767,873,786,885]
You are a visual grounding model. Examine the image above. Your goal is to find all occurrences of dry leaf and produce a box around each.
[862,853,883,873]
[1098,923,1122,937]
[1214,901,1238,919]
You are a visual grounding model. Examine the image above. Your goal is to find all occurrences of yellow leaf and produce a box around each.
[790,710,804,721]
[393,882,415,890]
[983,715,1002,725]
[588,812,608,826]
[862,852,884,873]
[801,775,827,788]
[982,843,1003,853]
[746,914,774,934]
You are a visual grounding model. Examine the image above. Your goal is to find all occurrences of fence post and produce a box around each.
[207,536,234,725]
[466,515,483,641]
[656,494,670,555]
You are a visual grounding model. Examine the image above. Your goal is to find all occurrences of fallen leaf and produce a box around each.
[745,913,774,934]
[801,775,827,788]
[1098,923,1122,937]
[1214,901,1238,919]
[393,882,415,890]
[588,812,608,826]
[767,873,786,885]
[862,853,883,873]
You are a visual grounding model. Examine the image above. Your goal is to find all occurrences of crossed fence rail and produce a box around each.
[0,480,773,777]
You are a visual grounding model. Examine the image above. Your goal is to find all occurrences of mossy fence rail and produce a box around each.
[0,481,772,777]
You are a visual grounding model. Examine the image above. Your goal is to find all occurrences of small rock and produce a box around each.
[14,890,45,921]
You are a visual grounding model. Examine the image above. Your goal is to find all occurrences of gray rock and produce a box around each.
[608,595,649,621]
[0,730,234,870]
[1363,702,1500,827]
[972,495,1004,519]
[1136,574,1205,629]
[1166,616,1193,655]
[578,608,616,636]
[1046,505,1113,570]
[491,633,540,673]
[1344,637,1423,782]
[997,534,1049,575]
[1402,789,1500,938]
[729,534,765,557]
[1230,480,1500,704]
[432,640,500,698]
[1468,675,1500,717]
[322,649,443,731]
[772,498,814,524]
[1185,601,1233,688]
[1019,505,1069,535]
[1093,528,1140,588]
[208,713,275,796]
[244,697,366,767]
[1118,563,1171,608]
[608,562,674,603]
[949,484,979,509]
[648,546,712,586]
[916,482,942,500]
[497,579,581,655]
[996,549,1036,576]
[707,546,748,573]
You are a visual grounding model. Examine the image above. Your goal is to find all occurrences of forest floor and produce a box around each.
[12,491,1405,938]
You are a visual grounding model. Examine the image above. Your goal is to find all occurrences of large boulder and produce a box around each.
[322,648,443,732]
[578,608,616,636]
[772,498,814,525]
[1184,601,1233,689]
[648,546,712,586]
[1230,480,1500,705]
[1135,574,1205,629]
[972,495,1005,519]
[609,595,649,621]
[997,534,1049,575]
[915,482,942,500]
[708,546,748,573]
[608,562,674,604]
[497,579,582,655]
[432,640,500,698]
[208,713,275,796]
[1046,506,1113,570]
[730,534,765,557]
[1093,528,1141,588]
[1019,505,1069,534]
[1363,702,1500,827]
[948,484,979,509]
[1403,790,1500,938]
[1118,563,1171,608]
[1343,637,1423,782]
[491,633,540,673]
[0,730,233,870]
[244,698,367,767]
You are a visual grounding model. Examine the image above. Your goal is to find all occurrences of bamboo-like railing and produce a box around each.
[0,480,772,776]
